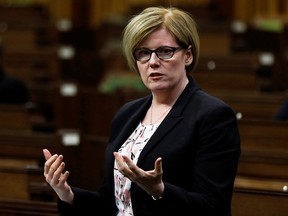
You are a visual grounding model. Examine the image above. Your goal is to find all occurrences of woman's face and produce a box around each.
[136,27,192,93]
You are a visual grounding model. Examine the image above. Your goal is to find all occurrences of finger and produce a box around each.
[113,152,120,160]
[122,155,137,172]
[43,149,52,160]
[59,170,70,183]
[51,161,67,185]
[50,155,64,173]
[114,152,135,178]
[44,154,58,177]
[122,155,144,182]
[45,155,63,181]
[154,157,163,175]
[114,153,126,170]
[114,152,126,167]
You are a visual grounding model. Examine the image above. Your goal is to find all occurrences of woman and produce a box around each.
[43,6,241,216]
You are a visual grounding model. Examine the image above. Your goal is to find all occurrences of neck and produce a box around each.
[150,103,171,126]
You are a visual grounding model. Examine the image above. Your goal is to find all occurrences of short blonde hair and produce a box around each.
[122,6,200,74]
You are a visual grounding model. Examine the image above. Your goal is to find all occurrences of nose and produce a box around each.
[149,52,160,63]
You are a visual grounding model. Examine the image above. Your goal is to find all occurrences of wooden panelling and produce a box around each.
[237,119,288,179]
[0,129,57,160]
[0,198,58,216]
[232,188,288,216]
[0,105,31,130]
[0,160,56,201]
[0,127,58,201]
[212,91,287,119]
[194,53,259,92]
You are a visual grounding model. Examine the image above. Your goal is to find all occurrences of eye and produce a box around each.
[157,47,173,55]
[137,49,150,56]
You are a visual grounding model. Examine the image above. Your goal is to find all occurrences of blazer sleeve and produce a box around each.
[147,104,241,216]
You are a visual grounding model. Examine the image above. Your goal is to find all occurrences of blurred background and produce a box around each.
[0,0,288,215]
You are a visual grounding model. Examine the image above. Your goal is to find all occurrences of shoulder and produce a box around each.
[184,89,237,125]
[195,90,230,108]
[110,94,151,124]
[117,94,151,114]
[186,76,232,111]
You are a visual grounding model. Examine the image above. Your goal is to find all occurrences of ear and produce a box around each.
[184,45,193,66]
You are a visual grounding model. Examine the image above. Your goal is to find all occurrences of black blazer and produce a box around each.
[58,76,241,216]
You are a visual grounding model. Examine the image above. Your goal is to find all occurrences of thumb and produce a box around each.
[43,149,52,161]
[154,157,163,174]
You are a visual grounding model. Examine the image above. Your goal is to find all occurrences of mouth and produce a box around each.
[150,72,163,77]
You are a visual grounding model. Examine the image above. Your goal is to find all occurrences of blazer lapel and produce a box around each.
[110,95,152,152]
[111,76,200,161]
[137,76,199,162]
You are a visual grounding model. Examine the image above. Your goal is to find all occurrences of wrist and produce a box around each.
[57,187,74,205]
[151,182,164,200]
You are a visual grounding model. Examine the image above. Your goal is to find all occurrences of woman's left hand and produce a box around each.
[114,152,164,198]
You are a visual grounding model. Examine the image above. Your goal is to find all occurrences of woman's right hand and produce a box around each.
[43,149,74,204]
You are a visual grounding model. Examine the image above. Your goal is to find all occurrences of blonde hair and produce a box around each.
[122,6,200,74]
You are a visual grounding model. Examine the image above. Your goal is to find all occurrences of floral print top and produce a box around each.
[114,122,159,216]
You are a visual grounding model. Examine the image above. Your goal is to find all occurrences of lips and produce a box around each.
[150,73,162,77]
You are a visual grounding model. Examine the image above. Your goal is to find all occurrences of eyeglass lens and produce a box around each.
[134,46,181,61]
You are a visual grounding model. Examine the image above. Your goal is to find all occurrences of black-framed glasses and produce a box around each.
[133,46,183,62]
